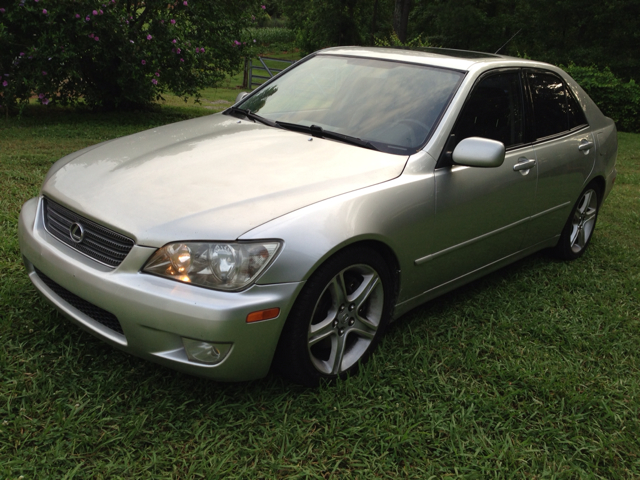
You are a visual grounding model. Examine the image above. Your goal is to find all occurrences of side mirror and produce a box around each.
[452,137,505,168]
[235,91,249,104]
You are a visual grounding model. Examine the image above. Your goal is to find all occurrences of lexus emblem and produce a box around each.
[69,222,85,244]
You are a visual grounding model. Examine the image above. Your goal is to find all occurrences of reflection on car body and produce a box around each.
[18,47,617,386]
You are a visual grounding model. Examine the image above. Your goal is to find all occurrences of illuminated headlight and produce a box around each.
[143,241,281,291]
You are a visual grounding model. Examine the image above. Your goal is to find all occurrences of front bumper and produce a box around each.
[18,197,303,381]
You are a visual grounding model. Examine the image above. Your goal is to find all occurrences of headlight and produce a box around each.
[143,241,281,291]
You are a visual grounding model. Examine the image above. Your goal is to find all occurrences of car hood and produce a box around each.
[42,114,408,246]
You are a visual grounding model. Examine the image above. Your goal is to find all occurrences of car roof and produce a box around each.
[318,46,551,72]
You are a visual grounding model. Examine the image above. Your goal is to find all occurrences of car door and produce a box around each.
[419,69,538,289]
[521,69,596,245]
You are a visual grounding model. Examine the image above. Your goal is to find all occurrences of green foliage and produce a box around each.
[0,0,266,111]
[374,32,432,48]
[565,64,640,133]
[245,27,296,50]
[280,0,395,54]
[408,0,640,82]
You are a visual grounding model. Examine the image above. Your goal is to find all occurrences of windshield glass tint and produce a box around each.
[239,55,464,154]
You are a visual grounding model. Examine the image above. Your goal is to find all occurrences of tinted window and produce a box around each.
[451,71,524,149]
[527,71,575,139]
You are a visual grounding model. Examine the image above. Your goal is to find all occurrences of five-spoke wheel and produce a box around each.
[555,183,601,260]
[273,247,393,386]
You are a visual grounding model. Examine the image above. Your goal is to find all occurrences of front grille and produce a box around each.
[43,197,135,268]
[35,268,124,335]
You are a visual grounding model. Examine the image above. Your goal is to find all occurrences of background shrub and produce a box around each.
[565,64,640,133]
[0,0,266,111]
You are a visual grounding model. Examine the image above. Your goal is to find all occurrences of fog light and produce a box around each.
[182,338,232,365]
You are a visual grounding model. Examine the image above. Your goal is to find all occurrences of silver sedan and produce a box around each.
[18,47,618,386]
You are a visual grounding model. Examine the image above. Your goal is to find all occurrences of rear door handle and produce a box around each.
[579,141,594,151]
[513,158,536,171]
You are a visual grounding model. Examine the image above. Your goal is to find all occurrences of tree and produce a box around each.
[393,0,412,43]
[280,0,395,54]
[0,0,265,111]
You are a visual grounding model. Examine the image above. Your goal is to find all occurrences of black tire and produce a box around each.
[554,182,601,260]
[273,247,394,387]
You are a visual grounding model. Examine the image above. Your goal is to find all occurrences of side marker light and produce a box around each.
[246,308,280,323]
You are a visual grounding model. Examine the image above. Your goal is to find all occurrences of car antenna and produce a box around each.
[494,28,522,55]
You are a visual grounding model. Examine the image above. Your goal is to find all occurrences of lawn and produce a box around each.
[0,95,639,477]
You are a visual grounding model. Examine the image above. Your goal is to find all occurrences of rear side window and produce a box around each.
[451,71,524,149]
[567,89,588,129]
[527,70,588,140]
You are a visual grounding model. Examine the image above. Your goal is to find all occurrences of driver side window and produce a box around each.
[453,70,525,149]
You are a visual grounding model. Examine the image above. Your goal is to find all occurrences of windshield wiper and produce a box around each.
[226,106,280,128]
[275,121,380,152]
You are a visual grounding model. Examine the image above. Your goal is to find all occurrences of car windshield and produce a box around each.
[237,54,464,154]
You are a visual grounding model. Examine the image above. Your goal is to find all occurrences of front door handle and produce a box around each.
[579,140,594,152]
[513,158,536,172]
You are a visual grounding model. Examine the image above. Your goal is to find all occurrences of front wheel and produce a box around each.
[273,247,394,387]
[554,183,601,260]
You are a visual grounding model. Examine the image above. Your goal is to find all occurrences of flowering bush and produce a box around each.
[0,0,266,110]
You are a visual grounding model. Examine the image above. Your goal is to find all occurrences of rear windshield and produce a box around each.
[239,55,464,154]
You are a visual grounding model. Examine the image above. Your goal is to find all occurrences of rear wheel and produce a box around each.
[554,182,601,260]
[273,247,394,386]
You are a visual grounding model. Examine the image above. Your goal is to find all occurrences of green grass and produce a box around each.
[0,98,639,478]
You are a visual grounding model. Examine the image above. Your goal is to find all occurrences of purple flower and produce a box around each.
[170,19,176,24]
[155,71,160,77]
[95,36,99,41]
[2,81,7,87]
[141,60,146,65]
[42,71,47,75]
[172,39,177,44]
[20,52,25,56]
[0,8,6,13]
[130,40,134,43]
[200,47,205,53]
[85,16,90,21]
[89,33,95,38]
[38,93,44,99]
[93,10,98,15]
[151,78,158,85]
[35,0,39,2]
[261,4,266,9]
[42,98,49,105]
[183,1,187,5]
[99,9,103,14]
[42,9,47,14]
[176,48,181,53]
[147,34,152,40]
[75,13,80,18]
[233,40,241,46]
[253,39,256,43]
[180,58,184,62]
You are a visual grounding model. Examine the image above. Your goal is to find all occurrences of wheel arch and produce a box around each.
[587,175,606,206]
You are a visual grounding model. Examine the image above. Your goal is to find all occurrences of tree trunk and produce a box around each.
[371,0,379,45]
[393,0,412,43]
